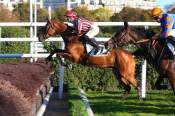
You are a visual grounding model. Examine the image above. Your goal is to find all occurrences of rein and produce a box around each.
[134,39,150,44]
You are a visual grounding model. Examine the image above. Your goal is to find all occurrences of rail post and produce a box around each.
[30,0,34,62]
[141,59,147,98]
[58,42,65,99]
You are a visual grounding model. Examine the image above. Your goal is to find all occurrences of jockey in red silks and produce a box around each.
[64,10,100,54]
[150,7,175,59]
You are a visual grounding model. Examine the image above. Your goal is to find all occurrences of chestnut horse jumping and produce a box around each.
[107,21,175,95]
[38,19,141,99]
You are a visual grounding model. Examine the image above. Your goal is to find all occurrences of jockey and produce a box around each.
[150,7,175,59]
[64,10,100,54]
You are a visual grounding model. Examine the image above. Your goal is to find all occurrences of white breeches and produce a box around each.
[167,29,175,55]
[86,24,99,38]
[169,29,175,37]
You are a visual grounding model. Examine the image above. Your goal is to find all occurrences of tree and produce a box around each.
[111,7,152,22]
[13,3,29,21]
[37,8,48,22]
[74,6,96,21]
[52,5,67,22]
[92,7,112,21]
[0,5,19,22]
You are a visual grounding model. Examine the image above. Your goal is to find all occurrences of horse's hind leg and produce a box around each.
[120,77,131,100]
[168,77,175,95]
[127,76,142,100]
[113,69,131,99]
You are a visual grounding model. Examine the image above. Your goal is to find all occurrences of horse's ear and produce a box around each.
[47,18,51,24]
[124,21,129,29]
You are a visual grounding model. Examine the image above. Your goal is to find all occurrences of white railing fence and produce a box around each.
[0,21,160,57]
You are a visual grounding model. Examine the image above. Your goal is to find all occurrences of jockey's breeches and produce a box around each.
[169,29,175,37]
[86,24,99,38]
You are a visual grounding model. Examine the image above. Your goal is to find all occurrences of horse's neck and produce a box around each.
[62,35,81,43]
[53,21,67,33]
[132,33,149,51]
[131,32,158,61]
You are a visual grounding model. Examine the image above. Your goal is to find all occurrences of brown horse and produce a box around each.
[108,21,175,95]
[38,19,141,99]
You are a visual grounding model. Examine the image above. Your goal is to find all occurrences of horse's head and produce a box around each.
[112,21,134,46]
[38,19,67,42]
[113,21,150,47]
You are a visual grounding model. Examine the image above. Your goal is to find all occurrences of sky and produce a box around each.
[156,0,175,11]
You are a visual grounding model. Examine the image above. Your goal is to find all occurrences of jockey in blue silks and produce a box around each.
[150,7,175,59]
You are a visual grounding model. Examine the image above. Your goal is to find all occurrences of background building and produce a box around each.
[44,0,156,12]
[0,0,156,12]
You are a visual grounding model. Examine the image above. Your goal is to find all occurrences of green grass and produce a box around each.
[68,84,88,116]
[86,90,175,116]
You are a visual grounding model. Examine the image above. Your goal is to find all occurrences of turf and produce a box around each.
[86,90,175,116]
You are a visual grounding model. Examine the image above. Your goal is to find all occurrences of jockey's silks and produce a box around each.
[160,13,175,38]
[71,17,92,34]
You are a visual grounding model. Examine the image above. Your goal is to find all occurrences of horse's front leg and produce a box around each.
[57,56,68,67]
[47,48,66,61]
[155,76,164,90]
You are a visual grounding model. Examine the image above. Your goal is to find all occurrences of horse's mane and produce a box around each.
[130,27,152,40]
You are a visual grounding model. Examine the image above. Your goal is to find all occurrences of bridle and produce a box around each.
[44,20,56,38]
[112,29,130,47]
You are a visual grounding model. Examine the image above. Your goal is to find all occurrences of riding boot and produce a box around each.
[167,36,175,59]
[167,36,175,46]
[84,35,100,54]
[84,36,100,54]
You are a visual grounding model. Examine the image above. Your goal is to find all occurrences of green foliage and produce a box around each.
[92,7,112,21]
[13,3,48,22]
[13,3,29,21]
[0,27,29,63]
[1,27,29,38]
[64,62,118,91]
[37,8,48,22]
[74,6,96,21]
[52,6,67,22]
[146,64,159,90]
[111,7,152,21]
[1,27,29,53]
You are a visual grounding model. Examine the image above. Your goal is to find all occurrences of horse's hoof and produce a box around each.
[122,95,128,100]
[46,56,52,61]
[68,64,72,69]
[139,97,143,102]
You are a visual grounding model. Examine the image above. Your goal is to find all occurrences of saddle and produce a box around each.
[86,43,108,55]
[79,35,109,55]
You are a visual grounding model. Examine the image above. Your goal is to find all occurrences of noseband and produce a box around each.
[112,30,128,46]
[44,20,56,38]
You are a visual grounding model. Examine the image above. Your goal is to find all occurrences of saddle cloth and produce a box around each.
[167,43,175,55]
[86,44,108,56]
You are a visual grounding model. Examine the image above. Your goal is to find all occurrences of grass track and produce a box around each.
[87,90,175,116]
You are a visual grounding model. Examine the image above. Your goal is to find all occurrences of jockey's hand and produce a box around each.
[71,30,78,35]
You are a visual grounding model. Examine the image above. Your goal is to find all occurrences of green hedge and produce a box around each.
[0,27,30,63]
